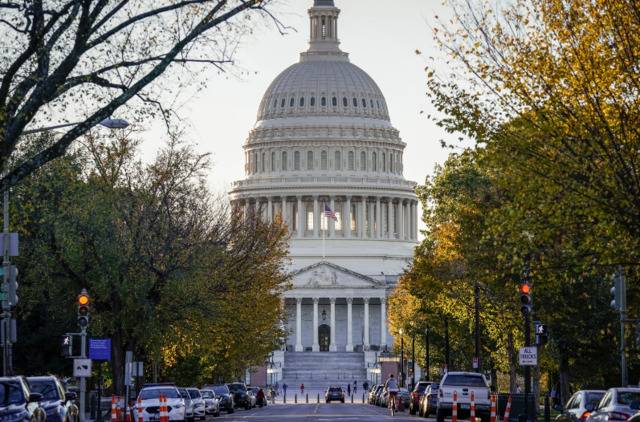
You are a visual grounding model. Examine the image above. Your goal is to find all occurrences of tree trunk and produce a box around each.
[507,330,518,393]
[112,335,124,396]
[559,352,570,407]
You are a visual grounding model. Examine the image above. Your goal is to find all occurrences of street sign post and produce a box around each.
[519,347,538,366]
[73,358,92,377]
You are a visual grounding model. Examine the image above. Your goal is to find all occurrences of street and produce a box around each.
[211,404,420,421]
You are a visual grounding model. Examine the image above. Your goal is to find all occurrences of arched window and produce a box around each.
[335,151,342,170]
[307,151,314,170]
[261,152,265,172]
[389,153,394,173]
[271,152,276,171]
[300,97,305,107]
[377,100,380,108]
[253,152,258,173]
[321,97,327,106]
[281,99,286,108]
[332,97,338,106]
[370,99,374,108]
[282,151,288,171]
[343,97,348,107]
[362,98,367,107]
[273,98,278,108]
[294,151,301,170]
[360,151,366,171]
[311,97,316,107]
[348,151,355,170]
[372,152,377,171]
[353,98,358,107]
[382,152,386,172]
[290,98,295,107]
[321,151,328,170]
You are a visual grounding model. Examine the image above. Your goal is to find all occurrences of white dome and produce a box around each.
[257,60,390,122]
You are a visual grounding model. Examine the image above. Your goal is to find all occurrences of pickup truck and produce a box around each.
[436,372,491,422]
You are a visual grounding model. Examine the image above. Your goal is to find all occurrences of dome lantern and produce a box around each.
[307,0,342,57]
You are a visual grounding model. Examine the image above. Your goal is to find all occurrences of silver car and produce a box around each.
[556,390,606,422]
[186,388,206,420]
[200,390,220,417]
[587,388,640,422]
[178,388,195,422]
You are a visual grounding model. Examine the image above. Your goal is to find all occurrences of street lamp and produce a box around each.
[399,327,405,388]
[23,118,130,135]
[424,327,430,381]
[411,327,416,390]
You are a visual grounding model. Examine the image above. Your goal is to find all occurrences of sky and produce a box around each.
[140,0,456,194]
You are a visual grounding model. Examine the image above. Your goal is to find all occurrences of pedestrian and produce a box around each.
[300,383,305,395]
[363,381,369,392]
[347,383,351,396]
[275,381,279,396]
[283,383,288,396]
[353,380,357,395]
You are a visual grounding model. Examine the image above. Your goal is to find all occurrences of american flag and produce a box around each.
[323,205,338,221]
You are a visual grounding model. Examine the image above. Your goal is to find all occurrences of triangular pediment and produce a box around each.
[290,261,383,289]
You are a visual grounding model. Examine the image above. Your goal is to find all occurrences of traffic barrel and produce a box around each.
[470,391,476,422]
[124,402,131,422]
[111,396,118,422]
[160,395,168,422]
[503,395,513,422]
[138,397,143,422]
[490,394,497,422]
[452,391,458,422]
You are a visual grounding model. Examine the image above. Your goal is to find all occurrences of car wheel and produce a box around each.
[410,403,417,415]
[228,407,234,414]
[437,408,446,422]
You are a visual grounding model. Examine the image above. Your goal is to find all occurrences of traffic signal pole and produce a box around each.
[2,188,12,376]
[523,306,532,422]
[80,326,87,422]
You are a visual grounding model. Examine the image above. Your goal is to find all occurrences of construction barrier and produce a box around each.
[503,395,512,422]
[490,395,497,422]
[160,395,169,422]
[470,391,476,422]
[111,396,118,422]
[452,391,458,422]
[137,398,143,422]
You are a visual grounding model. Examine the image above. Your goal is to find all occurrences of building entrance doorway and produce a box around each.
[318,324,330,351]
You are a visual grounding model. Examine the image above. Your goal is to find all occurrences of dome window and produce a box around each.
[300,97,305,107]
[372,152,377,171]
[332,97,337,107]
[261,153,265,172]
[389,153,394,173]
[343,97,348,107]
[382,152,386,172]
[290,98,295,107]
[273,99,278,108]
[377,100,380,108]
[335,151,342,170]
[281,99,286,108]
[360,151,367,171]
[321,97,327,107]
[271,152,276,171]
[311,97,316,107]
[353,98,358,107]
[282,151,288,171]
[370,99,374,108]
[362,99,367,108]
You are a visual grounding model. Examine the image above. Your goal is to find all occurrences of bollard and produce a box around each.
[295,394,298,404]
[351,394,354,403]
[544,394,551,422]
[490,395,497,422]
[317,393,320,404]
[504,395,513,422]
[452,391,458,422]
[306,393,309,403]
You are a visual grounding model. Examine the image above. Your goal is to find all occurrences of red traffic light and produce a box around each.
[519,284,531,295]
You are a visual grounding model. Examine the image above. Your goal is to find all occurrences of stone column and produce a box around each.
[244,200,250,221]
[387,199,394,238]
[358,198,365,238]
[312,297,320,352]
[368,200,375,238]
[295,298,303,352]
[297,196,304,238]
[329,196,336,237]
[380,297,387,349]
[406,201,411,240]
[330,298,337,352]
[313,196,320,238]
[346,297,354,352]
[267,197,273,223]
[375,197,382,239]
[399,200,405,240]
[344,196,352,238]
[413,200,419,240]
[363,297,370,350]
[281,196,287,225]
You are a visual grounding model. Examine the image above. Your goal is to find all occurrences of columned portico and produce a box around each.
[312,297,320,352]
[346,297,353,352]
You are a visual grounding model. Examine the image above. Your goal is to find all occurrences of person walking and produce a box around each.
[300,383,305,395]
[363,381,369,392]
[353,380,357,395]
[347,383,351,396]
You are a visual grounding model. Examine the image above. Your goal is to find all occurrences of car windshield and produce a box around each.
[415,384,429,393]
[586,393,605,406]
[329,388,341,392]
[212,386,228,395]
[443,375,487,387]
[0,381,25,406]
[28,380,60,401]
[201,391,214,399]
[187,390,201,399]
[139,388,180,400]
[617,392,640,405]
[228,384,246,392]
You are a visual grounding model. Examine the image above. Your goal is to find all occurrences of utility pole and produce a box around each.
[2,188,13,376]
[411,333,415,389]
[474,281,481,372]
[424,328,430,380]
[520,258,533,422]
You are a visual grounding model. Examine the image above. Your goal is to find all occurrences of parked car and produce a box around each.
[420,383,440,417]
[409,381,433,415]
[436,372,491,422]
[587,388,640,422]
[227,383,252,410]
[0,377,47,422]
[27,376,79,422]
[246,388,260,408]
[376,386,387,407]
[136,385,186,422]
[368,385,381,405]
[177,388,195,422]
[325,386,345,403]
[199,390,220,417]
[399,388,411,409]
[205,385,233,414]
[556,390,606,422]
[185,388,206,420]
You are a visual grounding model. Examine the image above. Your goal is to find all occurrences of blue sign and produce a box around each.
[89,338,111,361]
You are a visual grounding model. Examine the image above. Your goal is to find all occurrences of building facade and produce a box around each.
[230,0,419,387]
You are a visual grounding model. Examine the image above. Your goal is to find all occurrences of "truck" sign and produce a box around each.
[518,347,538,366]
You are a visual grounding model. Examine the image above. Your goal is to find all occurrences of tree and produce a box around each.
[0,0,279,191]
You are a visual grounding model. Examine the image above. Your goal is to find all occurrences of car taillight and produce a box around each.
[607,412,631,421]
[580,412,591,421]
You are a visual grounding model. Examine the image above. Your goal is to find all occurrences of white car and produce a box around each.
[587,388,640,422]
[200,390,221,417]
[137,386,186,422]
[186,388,206,420]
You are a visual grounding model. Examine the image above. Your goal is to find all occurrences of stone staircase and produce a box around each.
[281,352,367,391]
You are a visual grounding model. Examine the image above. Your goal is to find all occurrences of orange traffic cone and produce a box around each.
[111,396,118,422]
[490,395,497,422]
[470,391,476,422]
[124,402,131,422]
[138,397,144,422]
[452,391,458,422]
[160,395,169,422]
[504,395,513,422]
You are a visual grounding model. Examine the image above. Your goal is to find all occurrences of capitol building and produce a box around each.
[230,0,419,388]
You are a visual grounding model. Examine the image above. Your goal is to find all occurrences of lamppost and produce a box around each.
[444,317,450,373]
[411,326,416,390]
[424,327,430,380]
[399,328,405,388]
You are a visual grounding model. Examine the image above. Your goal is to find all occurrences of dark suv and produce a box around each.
[0,376,47,422]
[227,383,251,410]
[325,386,345,403]
[206,385,234,414]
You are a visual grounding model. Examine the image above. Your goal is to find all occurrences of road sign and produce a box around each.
[74,358,92,377]
[89,338,111,361]
[472,356,479,369]
[519,347,538,366]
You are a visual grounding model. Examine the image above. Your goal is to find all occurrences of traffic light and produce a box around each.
[610,271,626,311]
[519,282,532,314]
[77,289,90,328]
[61,334,72,357]
[535,321,548,346]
